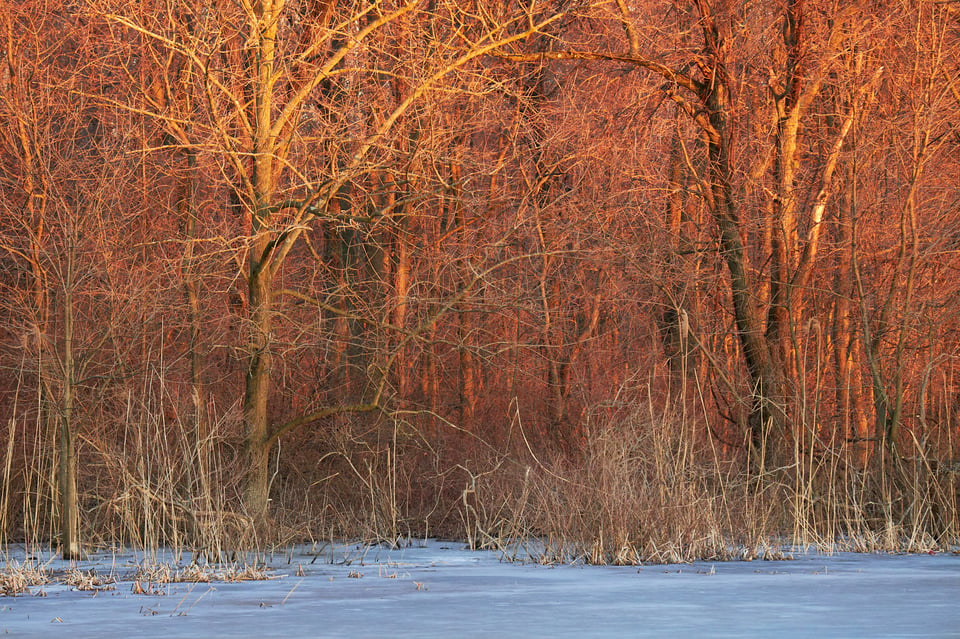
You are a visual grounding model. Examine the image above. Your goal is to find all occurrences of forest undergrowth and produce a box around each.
[1,384,957,579]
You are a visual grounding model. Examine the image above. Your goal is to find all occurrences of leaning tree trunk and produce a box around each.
[699,57,784,470]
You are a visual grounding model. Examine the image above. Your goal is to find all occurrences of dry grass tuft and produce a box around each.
[458,397,960,565]
[134,563,174,584]
[0,561,50,596]
[461,406,750,564]
[173,564,212,583]
[131,580,166,596]
[131,561,273,584]
[62,568,116,591]
[219,564,273,582]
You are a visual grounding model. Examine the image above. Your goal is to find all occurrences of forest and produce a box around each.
[0,0,958,563]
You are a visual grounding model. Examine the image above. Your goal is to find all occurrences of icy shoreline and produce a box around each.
[2,541,959,638]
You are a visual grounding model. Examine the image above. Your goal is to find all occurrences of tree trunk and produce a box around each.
[178,148,205,445]
[242,262,274,527]
[59,245,80,560]
[702,76,783,467]
[240,0,280,529]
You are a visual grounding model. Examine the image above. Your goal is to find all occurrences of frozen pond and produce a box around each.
[1,541,959,637]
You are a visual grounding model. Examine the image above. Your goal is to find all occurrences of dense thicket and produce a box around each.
[0,0,958,560]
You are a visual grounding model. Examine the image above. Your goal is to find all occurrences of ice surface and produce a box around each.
[1,541,958,638]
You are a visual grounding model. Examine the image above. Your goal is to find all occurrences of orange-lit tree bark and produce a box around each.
[500,0,888,468]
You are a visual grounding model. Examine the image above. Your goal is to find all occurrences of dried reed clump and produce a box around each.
[173,564,212,583]
[0,559,273,598]
[0,561,50,596]
[551,409,746,564]
[460,406,746,564]
[131,561,273,584]
[62,568,116,591]
[218,564,273,582]
[462,401,960,564]
[134,562,174,584]
[76,392,265,557]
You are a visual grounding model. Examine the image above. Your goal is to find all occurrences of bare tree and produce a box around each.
[497,0,888,467]
[104,0,566,528]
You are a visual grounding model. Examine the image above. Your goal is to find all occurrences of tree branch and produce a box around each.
[494,50,701,94]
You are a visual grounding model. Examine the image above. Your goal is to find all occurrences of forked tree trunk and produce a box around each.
[240,0,279,529]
